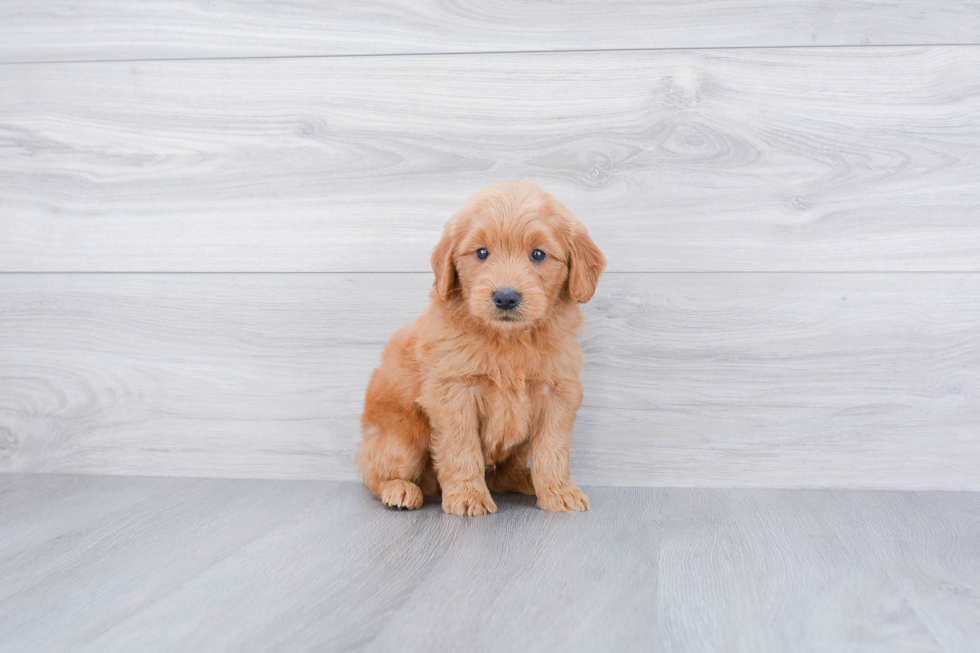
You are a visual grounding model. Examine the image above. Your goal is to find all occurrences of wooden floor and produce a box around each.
[2,474,978,652]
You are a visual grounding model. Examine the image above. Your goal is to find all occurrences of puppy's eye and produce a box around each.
[530,249,547,263]
[476,248,489,261]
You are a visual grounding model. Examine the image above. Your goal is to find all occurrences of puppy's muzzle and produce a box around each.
[492,288,522,311]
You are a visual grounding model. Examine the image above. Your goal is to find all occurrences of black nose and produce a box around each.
[492,288,522,311]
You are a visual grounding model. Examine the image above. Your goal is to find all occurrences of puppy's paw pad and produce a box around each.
[380,479,424,510]
[442,489,498,516]
[537,484,590,512]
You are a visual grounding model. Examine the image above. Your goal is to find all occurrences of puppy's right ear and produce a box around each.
[431,220,458,301]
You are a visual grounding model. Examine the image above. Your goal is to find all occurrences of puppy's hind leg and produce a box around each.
[486,443,535,495]
[357,411,430,511]
[417,462,440,497]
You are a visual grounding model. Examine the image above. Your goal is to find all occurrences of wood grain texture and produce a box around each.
[2,475,979,652]
[3,48,980,272]
[658,488,980,652]
[0,473,177,564]
[0,475,329,651]
[1,1,978,63]
[2,272,978,489]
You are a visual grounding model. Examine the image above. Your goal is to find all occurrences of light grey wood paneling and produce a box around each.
[3,48,979,272]
[657,488,980,652]
[1,1,977,63]
[0,473,177,563]
[2,272,977,489]
[0,475,330,651]
[2,475,979,652]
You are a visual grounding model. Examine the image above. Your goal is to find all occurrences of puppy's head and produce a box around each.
[431,181,605,331]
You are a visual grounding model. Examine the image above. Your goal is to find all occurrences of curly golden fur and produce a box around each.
[356,181,605,515]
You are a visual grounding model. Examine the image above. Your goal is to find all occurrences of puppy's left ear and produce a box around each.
[430,220,459,301]
[567,222,606,303]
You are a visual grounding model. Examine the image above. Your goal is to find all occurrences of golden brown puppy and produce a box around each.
[356,181,605,515]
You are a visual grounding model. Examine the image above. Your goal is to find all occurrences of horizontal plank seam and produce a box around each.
[2,270,980,276]
[2,42,979,66]
[0,472,974,493]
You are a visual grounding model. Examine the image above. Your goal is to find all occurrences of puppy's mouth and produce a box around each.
[492,311,524,323]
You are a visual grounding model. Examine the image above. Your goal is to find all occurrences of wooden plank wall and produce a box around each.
[2,1,979,61]
[1,1,979,488]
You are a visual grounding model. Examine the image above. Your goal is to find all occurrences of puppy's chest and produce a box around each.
[450,338,575,463]
[472,372,553,464]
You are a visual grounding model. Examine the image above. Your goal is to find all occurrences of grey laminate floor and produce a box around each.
[1,474,978,652]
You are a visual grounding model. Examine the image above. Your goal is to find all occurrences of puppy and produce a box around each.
[356,181,605,515]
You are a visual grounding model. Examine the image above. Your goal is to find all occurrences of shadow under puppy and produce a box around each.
[357,181,605,515]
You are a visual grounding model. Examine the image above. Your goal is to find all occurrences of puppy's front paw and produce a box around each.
[442,487,498,516]
[537,484,590,512]
[379,479,423,510]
